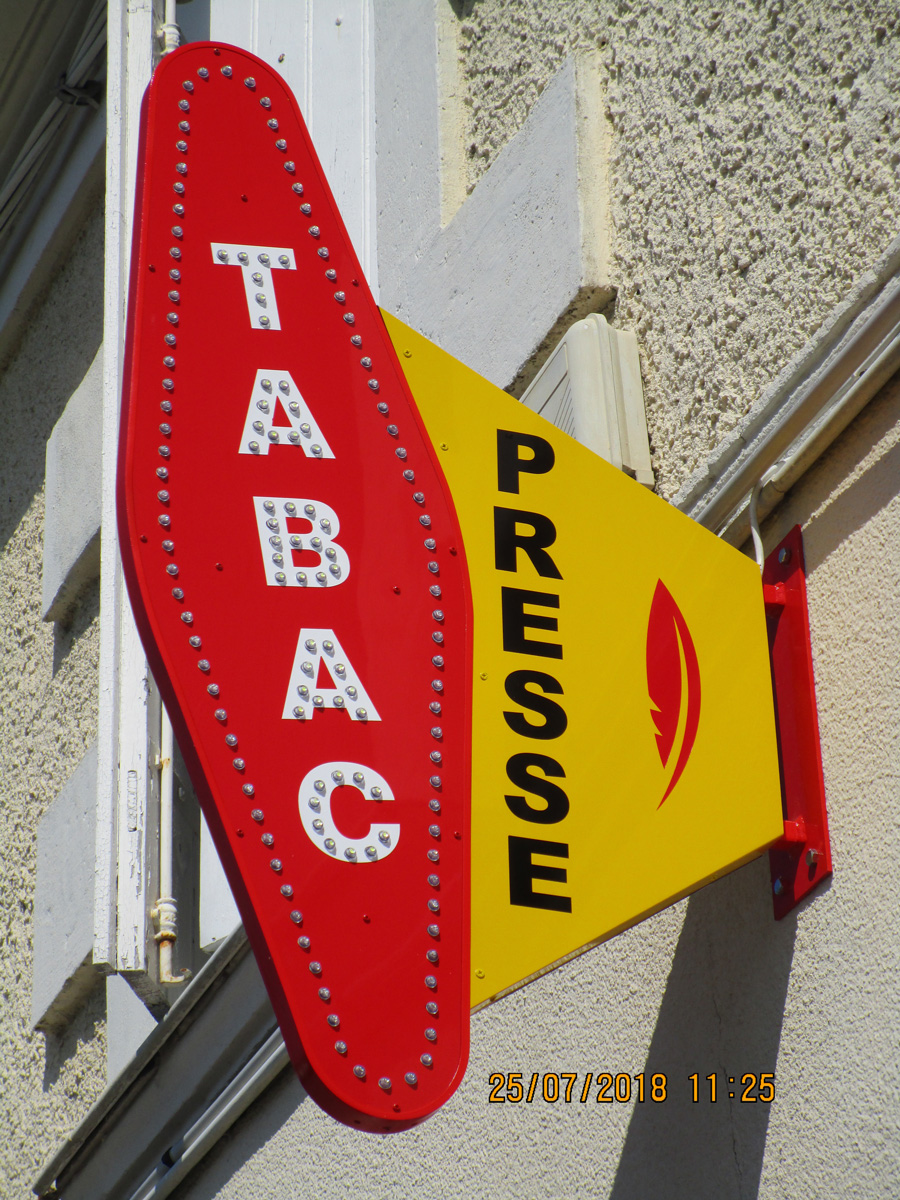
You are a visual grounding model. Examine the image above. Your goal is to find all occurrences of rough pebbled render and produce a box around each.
[0,207,106,1195]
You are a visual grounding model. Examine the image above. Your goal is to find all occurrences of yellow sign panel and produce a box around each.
[384,312,783,1010]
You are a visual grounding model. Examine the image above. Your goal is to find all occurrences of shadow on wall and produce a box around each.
[0,208,103,555]
[52,573,100,675]
[609,854,797,1200]
[774,375,900,570]
[42,970,106,1091]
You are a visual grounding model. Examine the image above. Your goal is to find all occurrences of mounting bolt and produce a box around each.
[778,547,791,564]
[805,848,821,865]
[773,878,784,896]
[474,969,485,979]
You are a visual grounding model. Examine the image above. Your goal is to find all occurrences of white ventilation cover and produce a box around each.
[520,314,654,488]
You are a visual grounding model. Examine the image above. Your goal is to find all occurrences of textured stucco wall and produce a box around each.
[454,0,900,500]
[0,207,107,1194]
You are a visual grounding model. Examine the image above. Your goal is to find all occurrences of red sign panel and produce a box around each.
[118,43,472,1130]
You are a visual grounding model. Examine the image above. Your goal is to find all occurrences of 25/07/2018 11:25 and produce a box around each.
[487,1072,776,1104]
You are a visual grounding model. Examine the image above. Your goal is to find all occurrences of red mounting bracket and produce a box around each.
[763,526,832,919]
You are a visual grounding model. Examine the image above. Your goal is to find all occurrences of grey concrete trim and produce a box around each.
[42,344,103,622]
[673,233,900,542]
[0,97,105,373]
[31,742,101,1031]
[33,925,268,1198]
[199,810,241,950]
[125,1030,290,1200]
[106,974,160,1087]
[376,31,613,391]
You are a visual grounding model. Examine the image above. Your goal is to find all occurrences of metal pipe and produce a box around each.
[696,281,900,539]
[159,0,181,56]
[722,324,900,546]
[674,236,900,543]
[153,706,190,984]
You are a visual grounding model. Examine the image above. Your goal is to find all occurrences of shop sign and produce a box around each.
[383,314,783,1008]
[119,43,471,1132]
[120,43,783,1132]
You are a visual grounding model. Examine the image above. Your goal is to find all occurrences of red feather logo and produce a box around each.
[647,580,701,806]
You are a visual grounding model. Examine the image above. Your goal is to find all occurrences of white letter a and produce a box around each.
[283,629,380,722]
